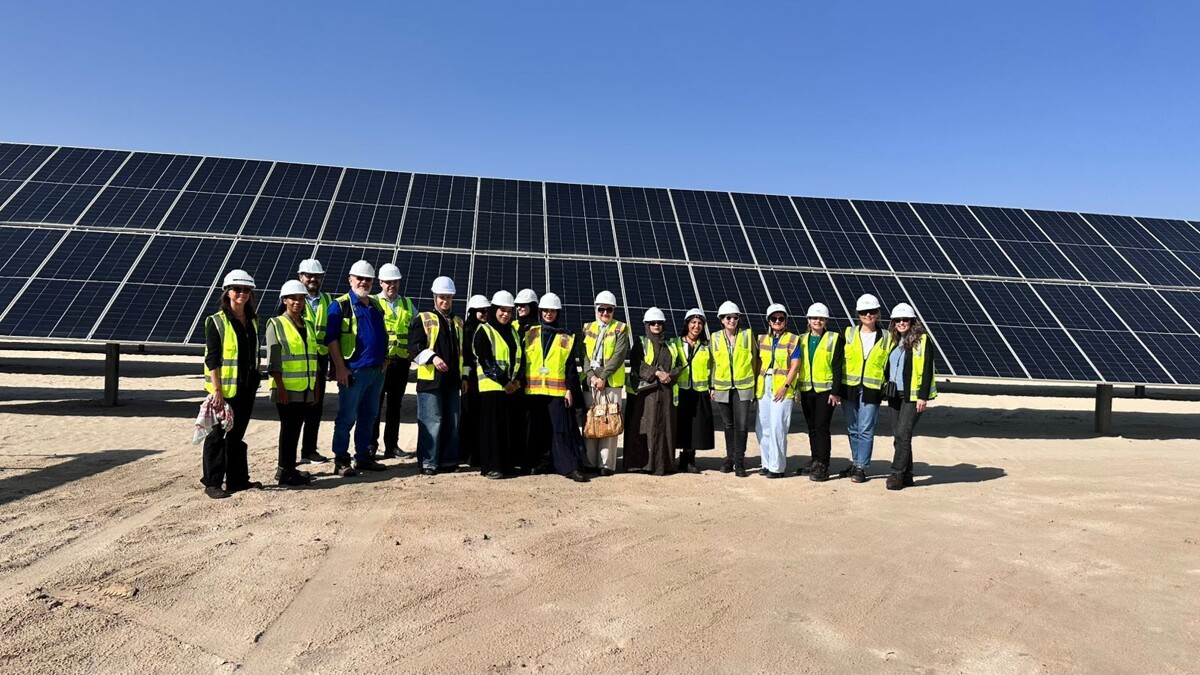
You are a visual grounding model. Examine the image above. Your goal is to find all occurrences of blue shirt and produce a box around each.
[888,345,907,391]
[325,295,388,369]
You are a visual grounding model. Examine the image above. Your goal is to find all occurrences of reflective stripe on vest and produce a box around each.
[416,312,464,381]
[203,312,259,398]
[304,292,333,356]
[798,331,838,393]
[582,320,628,388]
[525,325,575,397]
[627,336,680,405]
[268,315,318,392]
[672,337,711,392]
[909,333,938,402]
[755,332,800,398]
[842,326,889,389]
[376,294,416,358]
[334,294,385,361]
[710,329,755,390]
[477,323,523,393]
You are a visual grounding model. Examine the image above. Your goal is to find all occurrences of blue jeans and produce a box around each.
[332,366,384,462]
[417,389,461,470]
[842,388,880,468]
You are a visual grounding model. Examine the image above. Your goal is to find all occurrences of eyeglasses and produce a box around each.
[647,321,664,327]
[299,273,323,280]
[857,309,879,316]
[229,287,251,295]
[350,275,371,283]
[768,315,787,323]
[597,306,615,314]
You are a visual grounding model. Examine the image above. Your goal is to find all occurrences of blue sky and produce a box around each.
[3,1,1198,218]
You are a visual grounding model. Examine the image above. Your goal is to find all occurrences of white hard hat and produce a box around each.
[856,294,881,311]
[594,290,617,306]
[222,269,255,289]
[717,301,741,317]
[431,276,457,295]
[890,303,917,319]
[766,303,788,318]
[643,307,666,323]
[467,294,491,310]
[349,260,376,278]
[515,288,539,304]
[491,290,515,307]
[684,308,705,321]
[806,303,831,319]
[378,263,402,281]
[297,259,325,275]
[279,279,308,297]
[539,293,563,310]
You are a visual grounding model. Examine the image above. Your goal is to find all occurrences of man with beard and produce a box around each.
[325,260,390,477]
[297,258,333,465]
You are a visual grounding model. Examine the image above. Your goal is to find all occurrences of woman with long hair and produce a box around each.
[460,294,491,468]
[473,291,525,479]
[882,303,937,491]
[672,308,713,473]
[266,279,319,487]
[201,269,262,499]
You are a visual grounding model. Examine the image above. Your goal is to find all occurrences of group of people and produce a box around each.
[199,259,936,499]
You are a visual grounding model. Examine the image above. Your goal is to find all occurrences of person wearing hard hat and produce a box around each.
[838,294,888,484]
[325,260,391,477]
[882,303,937,491]
[523,293,589,482]
[409,275,466,475]
[200,269,263,499]
[369,263,418,461]
[710,300,757,478]
[513,288,539,339]
[581,290,630,476]
[460,294,491,468]
[473,290,525,479]
[754,304,801,479]
[672,308,713,473]
[623,308,684,475]
[297,259,333,465]
[794,302,845,482]
[266,279,319,487]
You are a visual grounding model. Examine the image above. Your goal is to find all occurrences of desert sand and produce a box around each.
[0,349,1197,674]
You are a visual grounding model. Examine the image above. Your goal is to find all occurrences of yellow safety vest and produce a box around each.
[304,292,332,356]
[755,331,800,398]
[843,326,889,389]
[334,293,386,361]
[627,336,681,405]
[797,331,838,393]
[901,333,939,402]
[416,311,464,381]
[582,320,629,388]
[376,294,416,358]
[267,315,318,393]
[672,337,711,392]
[710,329,755,391]
[477,322,523,393]
[203,312,260,398]
[525,325,575,397]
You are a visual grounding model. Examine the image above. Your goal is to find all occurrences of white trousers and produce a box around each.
[755,391,793,473]
[584,386,622,470]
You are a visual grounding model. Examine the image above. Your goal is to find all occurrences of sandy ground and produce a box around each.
[0,349,1197,674]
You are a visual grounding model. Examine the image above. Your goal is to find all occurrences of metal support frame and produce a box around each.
[1094,384,1113,435]
[1133,385,1146,399]
[103,343,120,407]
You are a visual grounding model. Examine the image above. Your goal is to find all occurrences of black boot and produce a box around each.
[886,472,905,490]
[684,451,700,473]
[734,463,748,478]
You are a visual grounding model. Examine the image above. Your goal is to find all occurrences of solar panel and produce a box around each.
[2,141,1198,389]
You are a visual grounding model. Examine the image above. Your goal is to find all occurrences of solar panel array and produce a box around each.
[2,142,1199,386]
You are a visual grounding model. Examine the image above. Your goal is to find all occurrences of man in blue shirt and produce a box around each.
[326,260,390,477]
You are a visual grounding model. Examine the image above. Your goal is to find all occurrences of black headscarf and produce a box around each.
[487,306,517,354]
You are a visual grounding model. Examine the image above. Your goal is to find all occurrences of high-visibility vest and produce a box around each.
[304,292,332,356]
[672,337,711,392]
[376,294,416,358]
[755,331,800,398]
[710,329,755,391]
[334,293,386,361]
[203,312,260,398]
[627,336,681,405]
[477,322,523,393]
[843,326,889,390]
[525,325,575,397]
[797,331,838,393]
[266,315,318,393]
[416,311,464,381]
[582,320,629,388]
[900,333,939,402]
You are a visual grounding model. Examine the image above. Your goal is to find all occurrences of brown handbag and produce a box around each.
[583,388,623,439]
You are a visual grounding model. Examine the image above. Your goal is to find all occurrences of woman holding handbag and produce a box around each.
[882,303,937,490]
[673,308,713,473]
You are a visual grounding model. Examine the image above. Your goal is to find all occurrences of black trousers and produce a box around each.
[301,355,329,455]
[371,358,412,452]
[203,391,255,488]
[715,396,751,464]
[891,400,922,475]
[276,401,310,470]
[527,394,586,475]
[799,390,834,465]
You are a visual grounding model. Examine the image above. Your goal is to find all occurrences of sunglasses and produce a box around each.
[769,315,787,323]
[597,306,615,314]
[857,309,879,316]
[722,315,740,321]
[892,318,912,323]
[647,321,664,327]
[229,287,252,295]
